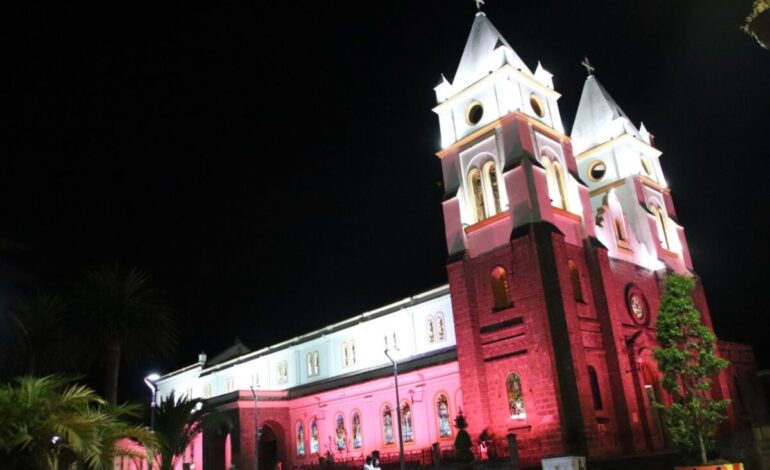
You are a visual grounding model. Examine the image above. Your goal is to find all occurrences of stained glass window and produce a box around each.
[335,414,346,450]
[352,412,362,448]
[426,317,435,343]
[436,394,452,438]
[310,420,319,454]
[296,422,306,456]
[401,402,414,442]
[382,405,394,445]
[506,373,526,419]
[436,313,446,341]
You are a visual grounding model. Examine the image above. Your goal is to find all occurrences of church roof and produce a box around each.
[452,12,531,90]
[207,337,252,366]
[571,74,640,155]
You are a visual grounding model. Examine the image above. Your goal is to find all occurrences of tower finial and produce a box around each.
[474,0,485,11]
[581,56,595,76]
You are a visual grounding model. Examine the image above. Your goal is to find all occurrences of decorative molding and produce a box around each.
[464,211,510,234]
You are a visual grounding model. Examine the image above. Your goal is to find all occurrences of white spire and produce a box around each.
[451,12,531,91]
[534,61,554,89]
[571,74,640,155]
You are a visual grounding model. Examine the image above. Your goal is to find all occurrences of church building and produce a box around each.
[151,11,766,470]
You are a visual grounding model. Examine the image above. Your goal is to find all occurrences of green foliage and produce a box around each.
[154,391,230,470]
[653,274,729,465]
[453,413,474,463]
[742,0,770,35]
[0,375,157,469]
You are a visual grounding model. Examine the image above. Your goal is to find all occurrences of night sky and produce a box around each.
[2,1,768,401]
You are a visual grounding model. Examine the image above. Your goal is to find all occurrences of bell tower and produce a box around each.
[571,72,693,273]
[434,11,592,457]
[434,12,595,259]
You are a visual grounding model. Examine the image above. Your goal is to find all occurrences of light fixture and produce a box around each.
[144,373,160,432]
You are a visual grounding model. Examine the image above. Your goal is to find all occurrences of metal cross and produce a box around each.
[475,0,485,10]
[581,56,595,75]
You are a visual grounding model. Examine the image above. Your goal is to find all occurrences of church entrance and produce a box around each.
[641,364,667,449]
[259,424,279,470]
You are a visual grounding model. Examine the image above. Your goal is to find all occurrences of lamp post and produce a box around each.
[384,348,405,470]
[250,385,259,470]
[144,373,160,433]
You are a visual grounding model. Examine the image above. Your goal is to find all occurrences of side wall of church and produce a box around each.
[223,362,462,470]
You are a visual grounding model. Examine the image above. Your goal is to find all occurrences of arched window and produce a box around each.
[426,317,435,343]
[335,414,346,450]
[588,366,603,410]
[351,411,363,448]
[436,313,446,341]
[490,266,512,310]
[506,373,526,419]
[296,421,306,456]
[468,168,486,223]
[614,217,628,244]
[568,260,584,303]
[310,419,319,454]
[436,393,452,438]
[313,351,320,375]
[553,161,569,210]
[651,204,671,250]
[381,404,394,445]
[401,402,414,442]
[278,361,288,384]
[482,161,502,215]
[342,342,350,367]
[349,340,356,365]
[542,156,569,210]
[306,353,314,377]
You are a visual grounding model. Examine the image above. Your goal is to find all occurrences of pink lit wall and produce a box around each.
[284,361,461,468]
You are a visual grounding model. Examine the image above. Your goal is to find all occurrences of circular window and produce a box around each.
[588,161,607,181]
[465,101,484,125]
[529,94,545,118]
[641,157,653,175]
[625,285,649,324]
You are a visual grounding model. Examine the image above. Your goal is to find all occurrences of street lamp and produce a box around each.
[250,385,259,470]
[384,348,406,470]
[144,373,160,433]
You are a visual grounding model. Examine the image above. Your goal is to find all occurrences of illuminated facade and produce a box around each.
[149,11,765,470]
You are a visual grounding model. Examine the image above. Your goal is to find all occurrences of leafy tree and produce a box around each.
[71,264,177,403]
[653,274,729,465]
[0,375,157,469]
[453,412,474,465]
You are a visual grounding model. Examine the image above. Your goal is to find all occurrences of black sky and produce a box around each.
[1,1,768,401]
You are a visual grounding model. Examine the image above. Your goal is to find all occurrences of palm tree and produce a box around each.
[0,375,158,469]
[6,290,69,375]
[154,391,230,470]
[71,264,177,403]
